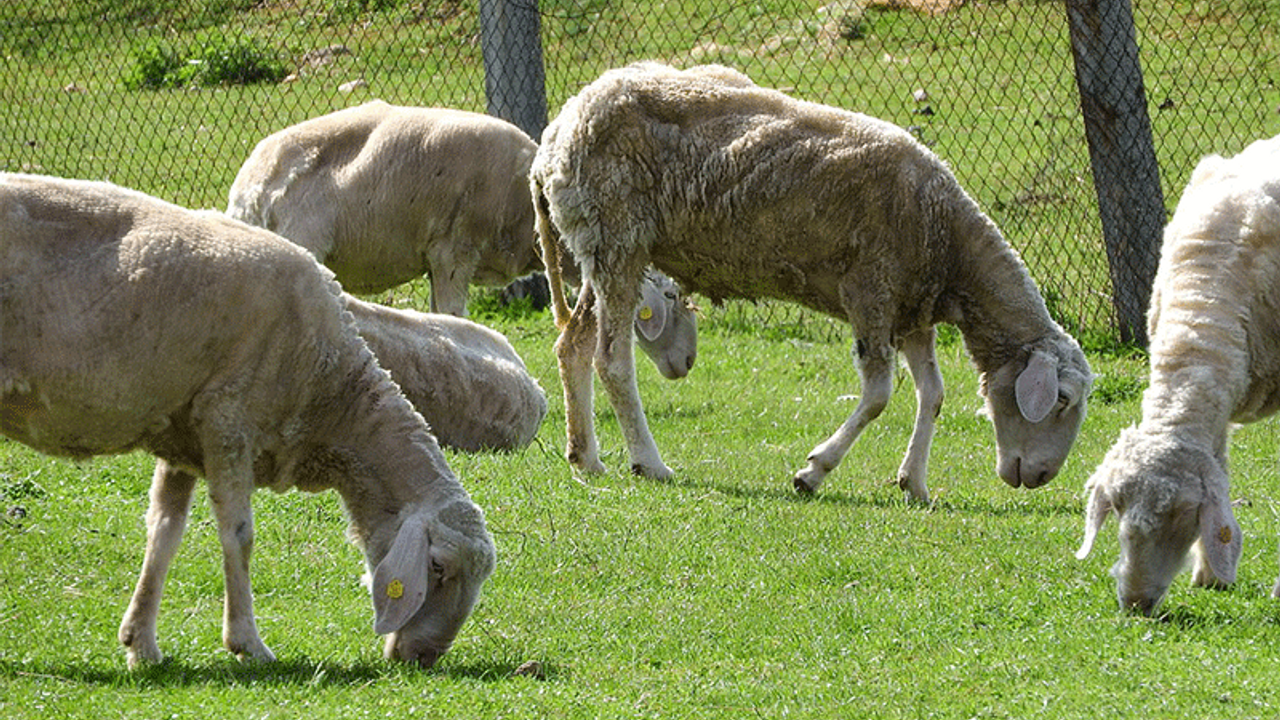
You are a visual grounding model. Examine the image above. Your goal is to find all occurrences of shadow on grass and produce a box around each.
[659,470,1082,518]
[0,655,544,688]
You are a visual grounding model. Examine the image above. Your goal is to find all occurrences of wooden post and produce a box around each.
[1066,0,1164,348]
[479,0,548,141]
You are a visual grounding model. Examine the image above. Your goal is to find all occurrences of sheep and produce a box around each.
[532,62,1093,502]
[0,172,495,668]
[227,100,698,379]
[343,294,547,452]
[1076,135,1280,614]
[227,100,542,313]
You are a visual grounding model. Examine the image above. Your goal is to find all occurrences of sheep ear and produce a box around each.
[635,281,669,342]
[1015,350,1059,423]
[1076,482,1113,560]
[1197,486,1243,585]
[371,513,432,635]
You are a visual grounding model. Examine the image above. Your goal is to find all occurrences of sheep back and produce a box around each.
[345,296,547,452]
[534,63,968,331]
[1148,134,1280,425]
[1,174,362,467]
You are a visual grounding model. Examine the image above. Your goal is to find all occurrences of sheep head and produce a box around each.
[981,339,1093,489]
[1075,427,1241,615]
[369,499,496,668]
[634,270,698,380]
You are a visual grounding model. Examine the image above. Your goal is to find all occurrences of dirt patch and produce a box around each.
[867,0,964,15]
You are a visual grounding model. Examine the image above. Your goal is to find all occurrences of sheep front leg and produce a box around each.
[205,459,275,663]
[557,283,606,473]
[427,265,473,317]
[119,460,196,669]
[793,339,895,494]
[594,284,672,479]
[896,329,944,503]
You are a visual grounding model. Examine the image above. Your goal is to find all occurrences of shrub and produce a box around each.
[123,33,287,90]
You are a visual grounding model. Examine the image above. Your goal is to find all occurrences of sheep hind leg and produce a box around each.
[118,460,197,669]
[793,341,895,494]
[556,283,606,473]
[895,329,944,504]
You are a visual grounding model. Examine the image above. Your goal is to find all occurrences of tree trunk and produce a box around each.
[479,0,548,141]
[1066,0,1164,348]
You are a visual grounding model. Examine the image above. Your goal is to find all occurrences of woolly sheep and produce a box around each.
[344,294,547,452]
[0,173,495,668]
[1077,135,1280,614]
[532,63,1093,502]
[228,100,698,379]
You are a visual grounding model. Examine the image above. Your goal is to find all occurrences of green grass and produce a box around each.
[5,283,1280,717]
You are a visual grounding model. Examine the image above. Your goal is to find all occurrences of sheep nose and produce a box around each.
[685,353,696,372]
[413,646,444,669]
[999,457,1056,489]
[1123,594,1160,617]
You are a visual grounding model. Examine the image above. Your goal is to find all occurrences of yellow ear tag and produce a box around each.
[639,306,653,321]
[1218,526,1233,544]
[386,579,404,599]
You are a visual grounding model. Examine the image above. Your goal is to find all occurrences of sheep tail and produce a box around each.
[534,180,573,330]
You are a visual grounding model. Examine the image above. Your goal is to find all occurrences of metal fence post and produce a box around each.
[1066,0,1164,348]
[479,0,548,141]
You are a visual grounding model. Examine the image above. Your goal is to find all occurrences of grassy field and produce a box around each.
[4,281,1280,718]
[4,1,1280,716]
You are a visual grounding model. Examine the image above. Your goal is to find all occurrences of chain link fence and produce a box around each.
[3,0,1278,345]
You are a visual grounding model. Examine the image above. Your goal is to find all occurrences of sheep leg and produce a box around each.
[793,339,895,494]
[118,460,197,669]
[896,329,944,503]
[557,282,606,473]
[594,280,672,479]
[205,459,275,663]
[427,265,472,317]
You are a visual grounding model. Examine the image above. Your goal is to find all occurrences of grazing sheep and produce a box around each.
[227,100,698,379]
[344,294,547,452]
[0,173,495,668]
[532,62,1092,502]
[1077,135,1280,614]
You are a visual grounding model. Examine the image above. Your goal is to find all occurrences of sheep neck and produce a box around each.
[943,210,1060,374]
[305,351,461,545]
[1141,311,1249,460]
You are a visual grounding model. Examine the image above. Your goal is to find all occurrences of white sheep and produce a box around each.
[0,173,495,668]
[1076,134,1280,614]
[344,294,547,452]
[228,100,698,379]
[532,62,1093,502]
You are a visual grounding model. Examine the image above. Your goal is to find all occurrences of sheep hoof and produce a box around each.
[793,463,827,494]
[124,644,164,671]
[632,461,674,480]
[896,474,930,504]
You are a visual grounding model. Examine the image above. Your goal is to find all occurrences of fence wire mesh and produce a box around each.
[3,0,1278,344]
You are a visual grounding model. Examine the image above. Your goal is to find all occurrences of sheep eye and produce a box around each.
[430,559,445,578]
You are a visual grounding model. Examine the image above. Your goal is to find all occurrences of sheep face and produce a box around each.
[634,272,698,380]
[982,345,1092,489]
[1075,428,1242,615]
[369,501,496,667]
